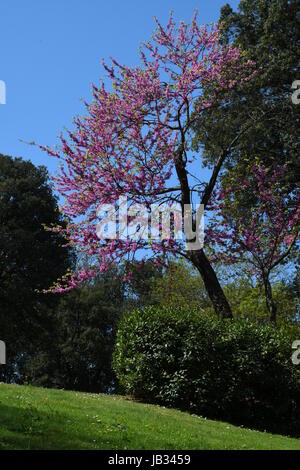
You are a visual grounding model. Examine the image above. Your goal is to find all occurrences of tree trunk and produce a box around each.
[190,249,233,319]
[173,144,232,319]
[263,276,277,323]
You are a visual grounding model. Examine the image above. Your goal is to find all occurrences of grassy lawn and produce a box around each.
[0,383,299,450]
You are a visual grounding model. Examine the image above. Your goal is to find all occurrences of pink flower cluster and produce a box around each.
[207,164,300,275]
[40,11,256,292]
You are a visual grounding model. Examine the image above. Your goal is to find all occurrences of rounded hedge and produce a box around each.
[113,306,300,437]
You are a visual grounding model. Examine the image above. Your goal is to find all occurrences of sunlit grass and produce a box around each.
[0,383,299,450]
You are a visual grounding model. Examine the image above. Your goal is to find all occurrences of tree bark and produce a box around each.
[190,249,233,319]
[173,142,232,319]
[263,276,277,323]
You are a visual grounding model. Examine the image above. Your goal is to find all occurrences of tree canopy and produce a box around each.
[41,12,256,319]
[0,154,74,380]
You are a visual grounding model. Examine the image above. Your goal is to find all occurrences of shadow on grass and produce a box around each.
[0,401,131,450]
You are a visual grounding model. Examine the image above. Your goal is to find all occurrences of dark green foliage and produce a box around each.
[0,154,74,381]
[125,260,164,309]
[193,0,300,184]
[22,273,125,393]
[114,306,300,437]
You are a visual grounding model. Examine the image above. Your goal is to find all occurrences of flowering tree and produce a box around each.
[41,12,256,319]
[208,164,300,322]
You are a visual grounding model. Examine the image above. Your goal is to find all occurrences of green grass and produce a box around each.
[0,383,299,450]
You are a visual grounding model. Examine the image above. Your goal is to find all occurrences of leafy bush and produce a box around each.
[113,306,300,437]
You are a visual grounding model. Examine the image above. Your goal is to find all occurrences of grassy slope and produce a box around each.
[0,383,299,450]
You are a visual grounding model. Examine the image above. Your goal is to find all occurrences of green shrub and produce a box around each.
[113,306,300,437]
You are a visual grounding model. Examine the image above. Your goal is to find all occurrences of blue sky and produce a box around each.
[0,0,239,177]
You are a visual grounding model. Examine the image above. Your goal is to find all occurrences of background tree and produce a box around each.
[0,154,74,381]
[150,260,212,312]
[124,260,163,309]
[193,0,300,182]
[223,277,298,324]
[208,164,299,322]
[23,271,124,392]
[192,2,300,312]
[41,13,256,319]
